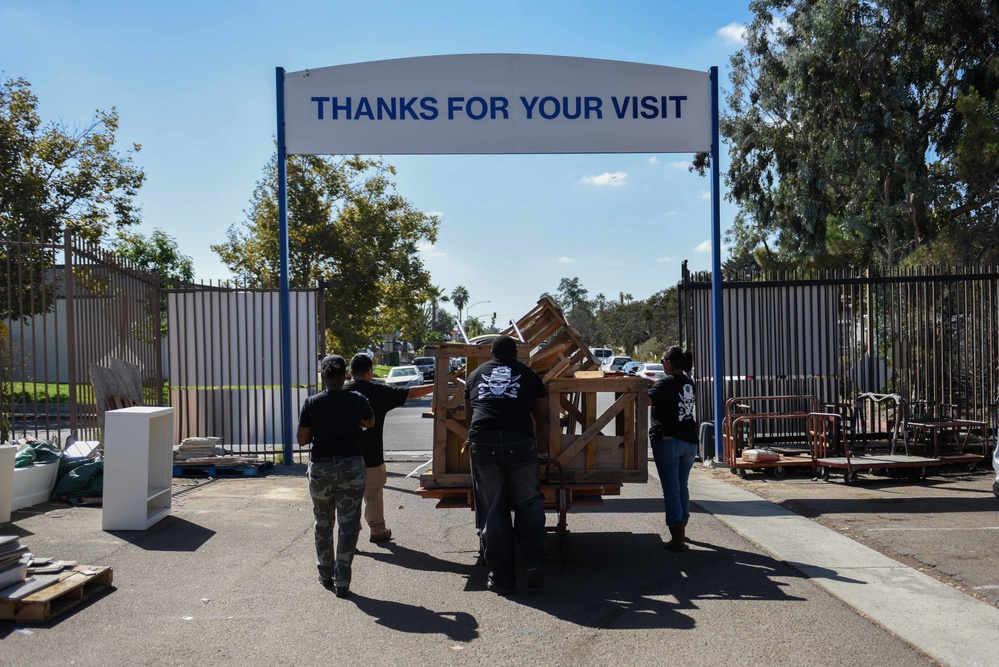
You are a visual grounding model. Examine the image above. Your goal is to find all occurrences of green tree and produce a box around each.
[556,277,589,312]
[112,228,194,336]
[1,76,145,319]
[595,301,648,357]
[212,154,438,353]
[642,287,679,346]
[723,0,999,268]
[111,229,194,286]
[450,285,469,324]
[424,285,451,335]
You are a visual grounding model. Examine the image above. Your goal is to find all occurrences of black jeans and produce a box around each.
[469,431,547,583]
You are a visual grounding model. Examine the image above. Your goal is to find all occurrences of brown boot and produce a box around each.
[665,523,689,551]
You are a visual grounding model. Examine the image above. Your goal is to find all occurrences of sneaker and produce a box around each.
[334,585,351,598]
[487,573,515,595]
[369,529,393,543]
[526,567,545,589]
[319,577,335,590]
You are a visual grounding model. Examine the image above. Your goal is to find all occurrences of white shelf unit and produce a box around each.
[102,406,175,531]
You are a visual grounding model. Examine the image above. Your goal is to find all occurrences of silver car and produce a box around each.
[384,365,424,388]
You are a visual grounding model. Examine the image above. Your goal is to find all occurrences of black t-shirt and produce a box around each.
[464,357,547,439]
[345,379,410,468]
[298,389,373,459]
[648,373,697,443]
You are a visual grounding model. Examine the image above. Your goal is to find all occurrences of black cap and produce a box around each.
[320,354,347,376]
[491,335,518,358]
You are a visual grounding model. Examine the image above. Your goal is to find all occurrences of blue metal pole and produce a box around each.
[276,67,293,466]
[709,66,726,460]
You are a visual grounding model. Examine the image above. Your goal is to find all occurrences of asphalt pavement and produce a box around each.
[2,394,998,665]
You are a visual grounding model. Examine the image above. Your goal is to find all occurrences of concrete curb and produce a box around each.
[690,472,999,667]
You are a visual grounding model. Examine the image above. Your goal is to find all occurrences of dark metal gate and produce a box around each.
[1,229,162,444]
[679,263,999,427]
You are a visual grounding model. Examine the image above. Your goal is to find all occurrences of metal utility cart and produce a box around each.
[722,395,820,478]
[808,393,942,484]
[415,297,646,562]
[907,418,990,470]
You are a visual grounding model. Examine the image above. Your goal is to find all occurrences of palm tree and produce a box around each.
[451,285,470,325]
[426,285,448,332]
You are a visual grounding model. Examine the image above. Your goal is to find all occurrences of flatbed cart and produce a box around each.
[807,412,942,484]
[908,418,990,470]
[416,458,622,563]
[723,395,820,478]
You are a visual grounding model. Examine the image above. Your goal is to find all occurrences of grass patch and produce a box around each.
[373,365,391,378]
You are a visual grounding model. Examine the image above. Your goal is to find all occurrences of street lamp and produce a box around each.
[459,300,492,341]
[465,300,491,320]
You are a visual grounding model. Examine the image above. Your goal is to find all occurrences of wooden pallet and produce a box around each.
[0,565,113,623]
[173,461,274,478]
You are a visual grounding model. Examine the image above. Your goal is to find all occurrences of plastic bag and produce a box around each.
[27,439,63,463]
[13,442,36,468]
[53,455,104,504]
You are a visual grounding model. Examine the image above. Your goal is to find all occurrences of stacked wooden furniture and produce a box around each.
[418,297,648,495]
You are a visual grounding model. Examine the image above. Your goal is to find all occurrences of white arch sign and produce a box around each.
[274,54,725,464]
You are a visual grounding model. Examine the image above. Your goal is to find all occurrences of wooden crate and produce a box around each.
[547,376,649,483]
[418,347,649,488]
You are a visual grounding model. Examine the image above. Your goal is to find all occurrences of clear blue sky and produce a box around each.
[2,0,751,327]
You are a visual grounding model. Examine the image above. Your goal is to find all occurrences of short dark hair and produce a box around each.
[490,335,518,358]
[350,353,374,376]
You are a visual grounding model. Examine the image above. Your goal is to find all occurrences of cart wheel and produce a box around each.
[821,467,830,482]
[967,462,979,472]
[773,466,786,479]
[558,532,570,564]
[843,471,857,485]
[738,469,748,479]
[729,467,738,475]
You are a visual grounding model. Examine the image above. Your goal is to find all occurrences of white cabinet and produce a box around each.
[102,406,175,531]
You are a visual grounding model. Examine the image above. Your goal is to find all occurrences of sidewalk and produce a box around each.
[687,469,999,667]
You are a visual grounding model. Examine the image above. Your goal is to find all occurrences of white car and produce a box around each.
[384,365,424,387]
[635,363,666,381]
[590,347,613,366]
[601,355,632,372]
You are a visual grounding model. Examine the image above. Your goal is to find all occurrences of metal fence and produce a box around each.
[164,281,325,458]
[1,229,162,444]
[679,263,999,435]
[2,223,328,457]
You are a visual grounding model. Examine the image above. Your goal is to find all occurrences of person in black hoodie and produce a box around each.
[647,346,697,551]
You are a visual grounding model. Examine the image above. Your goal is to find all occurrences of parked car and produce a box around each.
[450,357,466,373]
[621,361,644,375]
[384,365,423,387]
[590,347,614,366]
[635,363,666,381]
[601,355,632,372]
[412,356,435,382]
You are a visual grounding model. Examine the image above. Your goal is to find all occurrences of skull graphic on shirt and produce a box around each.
[479,365,521,399]
[677,384,695,422]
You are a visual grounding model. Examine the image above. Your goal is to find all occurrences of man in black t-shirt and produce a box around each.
[297,354,374,598]
[464,335,550,594]
[347,353,434,543]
